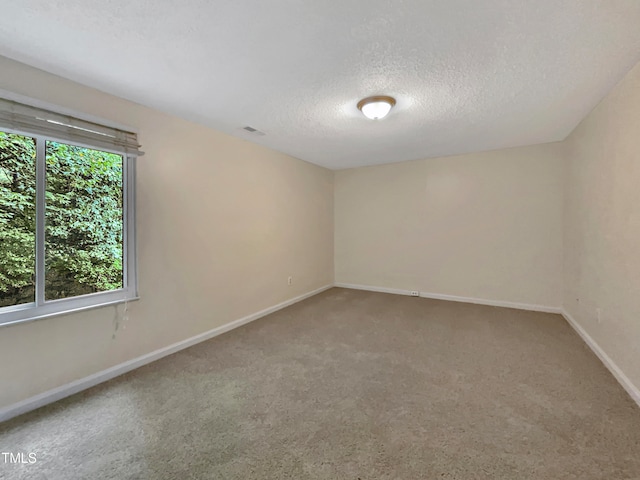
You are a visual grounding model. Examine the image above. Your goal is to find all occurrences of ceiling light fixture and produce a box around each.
[357,95,396,120]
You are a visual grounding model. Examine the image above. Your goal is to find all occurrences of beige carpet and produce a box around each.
[1,287,639,479]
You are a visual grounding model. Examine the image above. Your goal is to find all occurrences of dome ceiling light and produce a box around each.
[357,95,396,120]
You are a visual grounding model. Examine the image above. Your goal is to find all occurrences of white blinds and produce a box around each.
[0,98,143,155]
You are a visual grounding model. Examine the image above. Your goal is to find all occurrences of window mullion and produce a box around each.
[35,137,46,306]
[122,156,129,291]
[129,156,138,297]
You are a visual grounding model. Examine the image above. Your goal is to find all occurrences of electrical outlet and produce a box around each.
[410,291,420,297]
[288,276,292,286]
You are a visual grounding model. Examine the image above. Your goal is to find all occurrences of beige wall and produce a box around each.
[563,62,640,391]
[335,144,564,308]
[0,57,334,408]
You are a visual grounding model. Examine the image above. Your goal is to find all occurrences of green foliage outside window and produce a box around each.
[0,132,35,306]
[0,131,123,307]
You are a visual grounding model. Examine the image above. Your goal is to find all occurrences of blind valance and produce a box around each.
[0,98,143,156]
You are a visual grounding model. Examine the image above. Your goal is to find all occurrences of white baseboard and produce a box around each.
[0,284,333,423]
[334,282,413,298]
[334,282,562,314]
[419,291,562,314]
[562,309,640,408]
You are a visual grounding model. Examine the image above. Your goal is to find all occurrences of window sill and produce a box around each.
[0,295,139,328]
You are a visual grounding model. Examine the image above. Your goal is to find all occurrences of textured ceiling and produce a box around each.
[1,1,639,169]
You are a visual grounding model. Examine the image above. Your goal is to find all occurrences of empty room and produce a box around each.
[1,1,639,478]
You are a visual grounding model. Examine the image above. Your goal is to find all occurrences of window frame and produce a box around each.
[0,125,138,327]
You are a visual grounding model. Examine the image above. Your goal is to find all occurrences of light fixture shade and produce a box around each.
[357,96,396,120]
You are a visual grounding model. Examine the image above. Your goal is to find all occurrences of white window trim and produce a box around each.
[0,127,138,327]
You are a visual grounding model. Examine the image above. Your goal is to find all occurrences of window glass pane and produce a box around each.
[0,132,36,307]
[45,141,123,300]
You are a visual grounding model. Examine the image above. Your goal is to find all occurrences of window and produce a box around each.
[0,98,141,325]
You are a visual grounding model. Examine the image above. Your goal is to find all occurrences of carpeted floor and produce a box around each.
[1,287,639,479]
